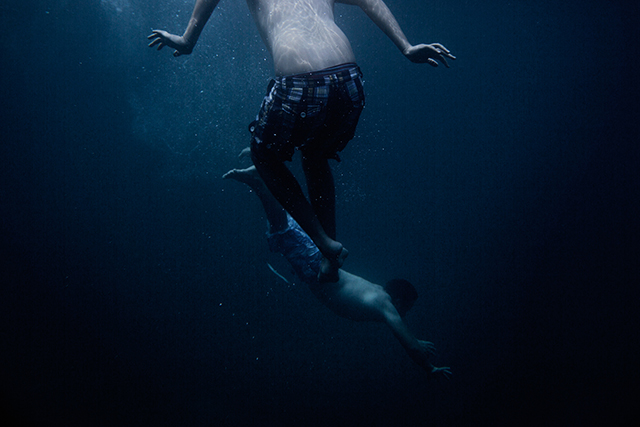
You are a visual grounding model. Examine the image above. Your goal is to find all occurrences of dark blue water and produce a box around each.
[1,1,638,425]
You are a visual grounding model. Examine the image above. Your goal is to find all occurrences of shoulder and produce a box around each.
[341,271,389,303]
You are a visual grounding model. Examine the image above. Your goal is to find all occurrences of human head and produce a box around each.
[384,279,418,318]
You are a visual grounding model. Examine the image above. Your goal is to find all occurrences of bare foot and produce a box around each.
[238,147,252,160]
[222,166,262,188]
[318,245,348,283]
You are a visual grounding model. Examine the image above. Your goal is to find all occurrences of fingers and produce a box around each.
[148,40,165,50]
[441,368,453,380]
[148,30,170,50]
[431,366,453,380]
[431,43,456,67]
[432,52,450,68]
[419,340,436,352]
[147,37,161,48]
[147,32,165,50]
[147,30,163,42]
[432,43,453,56]
[151,41,166,50]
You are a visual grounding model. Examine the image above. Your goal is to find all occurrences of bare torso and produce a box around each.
[308,270,391,322]
[246,0,356,76]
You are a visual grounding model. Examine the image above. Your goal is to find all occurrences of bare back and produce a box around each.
[246,0,356,76]
[308,270,391,322]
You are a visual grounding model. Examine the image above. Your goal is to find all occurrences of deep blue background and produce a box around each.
[1,1,638,425]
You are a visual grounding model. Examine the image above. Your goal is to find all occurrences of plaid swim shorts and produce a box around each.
[250,63,365,162]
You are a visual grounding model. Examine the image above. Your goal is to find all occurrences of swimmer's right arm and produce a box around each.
[380,293,451,379]
[148,0,221,57]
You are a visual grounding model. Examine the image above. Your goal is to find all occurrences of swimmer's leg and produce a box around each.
[302,155,336,239]
[223,165,287,233]
[237,147,252,160]
[301,154,348,283]
[251,149,346,282]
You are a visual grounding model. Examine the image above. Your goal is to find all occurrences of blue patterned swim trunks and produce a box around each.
[267,215,322,285]
[251,63,365,162]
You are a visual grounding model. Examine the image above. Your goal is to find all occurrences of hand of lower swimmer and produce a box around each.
[429,364,453,380]
[403,43,456,68]
[147,30,193,57]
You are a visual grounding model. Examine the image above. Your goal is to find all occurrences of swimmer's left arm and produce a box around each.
[337,0,411,52]
[337,0,455,67]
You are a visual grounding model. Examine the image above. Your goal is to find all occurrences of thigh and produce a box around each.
[303,81,365,159]
[251,84,297,162]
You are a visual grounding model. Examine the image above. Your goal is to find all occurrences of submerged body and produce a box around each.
[247,0,357,76]
[148,0,455,282]
[149,0,454,73]
[223,160,451,378]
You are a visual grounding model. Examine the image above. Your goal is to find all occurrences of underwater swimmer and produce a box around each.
[148,0,455,282]
[222,150,451,378]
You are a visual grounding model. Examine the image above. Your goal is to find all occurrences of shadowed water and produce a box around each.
[1,1,638,426]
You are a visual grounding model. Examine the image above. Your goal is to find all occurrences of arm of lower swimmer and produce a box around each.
[376,289,450,377]
[381,302,420,352]
[380,300,436,368]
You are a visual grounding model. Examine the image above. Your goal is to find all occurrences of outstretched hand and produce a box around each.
[413,341,452,379]
[147,30,193,57]
[409,341,452,379]
[429,365,453,380]
[403,43,456,68]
